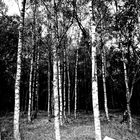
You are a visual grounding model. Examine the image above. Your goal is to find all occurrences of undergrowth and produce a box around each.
[0,111,140,140]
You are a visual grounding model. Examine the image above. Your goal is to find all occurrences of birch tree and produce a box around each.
[114,0,139,131]
[52,0,61,139]
[47,47,51,117]
[101,40,110,121]
[14,0,26,139]
[58,59,63,125]
[74,39,79,119]
[27,26,34,122]
[53,51,61,140]
[122,47,132,131]
[90,1,102,140]
[66,54,71,115]
[63,47,66,119]
[27,0,37,122]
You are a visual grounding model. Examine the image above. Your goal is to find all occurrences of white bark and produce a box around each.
[74,46,78,119]
[27,50,33,122]
[14,0,26,139]
[47,57,51,117]
[90,4,102,139]
[51,0,61,139]
[101,45,110,121]
[67,55,71,115]
[63,49,66,118]
[58,60,63,125]
[53,53,61,140]
[122,54,132,131]
[14,26,22,140]
[34,28,40,117]
[91,44,102,140]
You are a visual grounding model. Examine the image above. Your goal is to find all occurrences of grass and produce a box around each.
[0,111,140,140]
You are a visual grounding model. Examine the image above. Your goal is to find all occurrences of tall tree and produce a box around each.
[63,47,66,119]
[91,1,102,140]
[53,51,61,140]
[47,46,51,117]
[27,25,34,122]
[13,0,26,139]
[66,53,71,115]
[101,39,110,121]
[27,0,37,122]
[74,36,79,119]
[58,59,63,125]
[52,0,61,139]
[114,0,139,131]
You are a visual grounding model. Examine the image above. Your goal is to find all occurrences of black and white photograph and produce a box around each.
[0,0,140,139]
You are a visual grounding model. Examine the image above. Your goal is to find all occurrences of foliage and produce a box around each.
[0,15,19,111]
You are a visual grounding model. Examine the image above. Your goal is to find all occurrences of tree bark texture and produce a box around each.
[101,44,110,121]
[14,0,26,139]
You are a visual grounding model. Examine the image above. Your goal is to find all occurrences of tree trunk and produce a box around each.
[27,47,33,122]
[74,47,78,119]
[101,44,110,121]
[28,0,37,122]
[47,54,51,117]
[122,55,132,131]
[58,60,63,125]
[34,42,39,119]
[90,2,102,139]
[91,37,102,140]
[14,0,26,139]
[34,26,41,119]
[67,55,71,115]
[63,48,66,119]
[51,0,61,139]
[53,51,61,140]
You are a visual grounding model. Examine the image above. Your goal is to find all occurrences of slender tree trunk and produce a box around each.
[63,48,66,118]
[34,27,41,118]
[51,65,54,116]
[53,51,61,140]
[67,55,71,115]
[122,54,132,131]
[90,3,102,139]
[91,38,102,140]
[28,47,34,122]
[74,47,78,119]
[58,60,63,125]
[101,44,110,121]
[14,0,26,139]
[31,0,37,113]
[51,0,61,139]
[28,0,37,121]
[48,55,51,117]
[34,43,39,118]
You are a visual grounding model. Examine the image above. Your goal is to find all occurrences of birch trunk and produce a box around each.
[74,47,78,119]
[91,36,102,140]
[90,2,102,139]
[63,48,66,118]
[28,0,37,121]
[122,54,132,131]
[47,55,51,117]
[101,44,110,121]
[34,41,39,118]
[58,60,63,125]
[14,0,26,139]
[34,27,41,118]
[53,52,61,140]
[51,0,61,139]
[27,43,34,122]
[67,55,71,115]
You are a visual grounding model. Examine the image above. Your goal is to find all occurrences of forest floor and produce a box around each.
[0,111,140,140]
